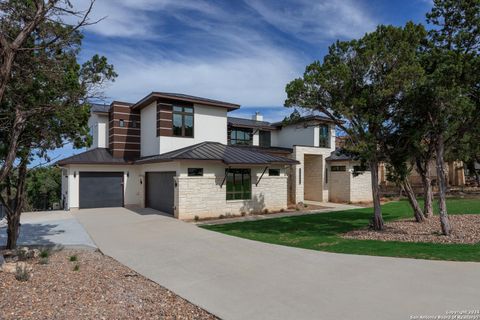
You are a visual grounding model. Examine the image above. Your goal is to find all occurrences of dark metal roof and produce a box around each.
[231,145,293,155]
[270,115,337,127]
[136,142,299,165]
[132,92,240,111]
[325,148,358,162]
[227,117,274,130]
[57,148,131,165]
[90,103,110,113]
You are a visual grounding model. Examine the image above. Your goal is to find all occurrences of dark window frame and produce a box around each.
[353,165,370,173]
[268,169,280,176]
[119,119,125,127]
[188,168,203,176]
[226,168,251,201]
[228,127,253,145]
[172,105,194,138]
[259,130,271,147]
[319,124,330,148]
[331,165,347,172]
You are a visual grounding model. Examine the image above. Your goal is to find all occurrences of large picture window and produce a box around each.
[226,169,251,200]
[173,106,194,137]
[229,128,252,145]
[319,124,330,148]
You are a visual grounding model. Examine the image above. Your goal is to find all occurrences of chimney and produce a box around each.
[252,111,263,122]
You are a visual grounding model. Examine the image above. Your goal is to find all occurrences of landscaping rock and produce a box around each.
[1,262,17,273]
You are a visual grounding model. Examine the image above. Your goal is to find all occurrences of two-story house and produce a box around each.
[58,92,372,219]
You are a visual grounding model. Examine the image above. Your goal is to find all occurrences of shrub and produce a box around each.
[15,265,30,282]
[194,215,199,222]
[263,208,269,214]
[241,211,246,217]
[73,264,80,271]
[39,257,49,265]
[69,255,78,262]
[39,250,49,259]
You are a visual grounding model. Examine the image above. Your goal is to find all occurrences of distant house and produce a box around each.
[57,92,371,219]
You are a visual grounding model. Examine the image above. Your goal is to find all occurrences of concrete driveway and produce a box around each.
[75,207,480,320]
[0,211,96,249]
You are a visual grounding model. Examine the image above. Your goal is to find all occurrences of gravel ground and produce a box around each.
[0,249,218,320]
[343,214,480,244]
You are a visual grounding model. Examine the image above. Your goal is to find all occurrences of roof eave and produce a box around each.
[132,92,240,111]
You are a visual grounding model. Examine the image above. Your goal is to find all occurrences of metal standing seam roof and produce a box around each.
[135,142,299,165]
[227,117,274,130]
[132,92,240,111]
[56,148,130,166]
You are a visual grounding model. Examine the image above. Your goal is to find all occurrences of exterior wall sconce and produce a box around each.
[140,178,143,185]
[127,171,129,178]
[74,171,76,178]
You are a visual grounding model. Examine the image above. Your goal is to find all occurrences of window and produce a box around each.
[319,124,330,148]
[173,106,194,137]
[325,168,328,184]
[119,119,125,127]
[299,168,302,184]
[226,169,251,200]
[268,169,280,176]
[188,168,203,176]
[229,128,252,145]
[259,130,271,147]
[331,165,346,172]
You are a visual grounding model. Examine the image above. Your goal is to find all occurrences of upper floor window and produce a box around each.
[259,130,271,147]
[229,128,252,145]
[173,106,194,137]
[319,124,330,148]
[119,119,125,127]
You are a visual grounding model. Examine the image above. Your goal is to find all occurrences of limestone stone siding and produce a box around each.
[350,171,373,202]
[175,172,288,220]
[327,161,373,203]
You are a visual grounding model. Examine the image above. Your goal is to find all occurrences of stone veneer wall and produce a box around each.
[350,171,373,202]
[327,160,373,203]
[175,175,288,220]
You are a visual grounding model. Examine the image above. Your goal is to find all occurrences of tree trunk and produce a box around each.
[2,157,29,249]
[416,158,434,218]
[401,179,426,222]
[435,136,451,236]
[6,213,20,249]
[0,108,27,184]
[370,160,384,230]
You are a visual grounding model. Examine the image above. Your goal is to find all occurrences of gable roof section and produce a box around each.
[57,148,130,165]
[136,142,299,165]
[132,92,240,111]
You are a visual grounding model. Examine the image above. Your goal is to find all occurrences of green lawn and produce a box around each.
[202,198,480,262]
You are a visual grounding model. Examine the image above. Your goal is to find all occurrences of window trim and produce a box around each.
[259,130,271,147]
[119,119,125,128]
[331,165,347,172]
[226,168,251,201]
[172,105,194,138]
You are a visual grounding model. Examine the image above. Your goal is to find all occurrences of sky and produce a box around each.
[43,0,434,165]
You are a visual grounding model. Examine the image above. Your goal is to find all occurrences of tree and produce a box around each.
[0,0,97,187]
[285,23,426,230]
[25,166,61,211]
[414,0,480,235]
[0,3,116,248]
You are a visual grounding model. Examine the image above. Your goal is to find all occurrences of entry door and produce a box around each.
[146,172,176,215]
[79,172,124,208]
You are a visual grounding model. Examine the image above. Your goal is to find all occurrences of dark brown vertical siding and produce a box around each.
[157,102,173,137]
[108,102,141,159]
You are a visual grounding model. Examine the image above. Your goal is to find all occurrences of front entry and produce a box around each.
[145,172,176,215]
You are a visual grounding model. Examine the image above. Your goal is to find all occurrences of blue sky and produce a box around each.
[43,0,433,165]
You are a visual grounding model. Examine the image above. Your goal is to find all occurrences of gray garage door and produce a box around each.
[79,172,124,208]
[146,172,175,215]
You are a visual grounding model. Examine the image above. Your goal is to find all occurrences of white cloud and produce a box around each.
[246,0,377,41]
[101,48,300,106]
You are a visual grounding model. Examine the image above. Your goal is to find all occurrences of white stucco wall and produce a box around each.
[272,123,336,149]
[141,102,159,157]
[88,113,109,149]
[159,104,227,154]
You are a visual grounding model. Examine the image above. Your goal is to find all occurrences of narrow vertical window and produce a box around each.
[299,168,302,185]
[119,119,125,127]
[172,106,194,137]
[319,124,330,148]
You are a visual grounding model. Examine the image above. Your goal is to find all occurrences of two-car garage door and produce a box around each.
[79,172,124,208]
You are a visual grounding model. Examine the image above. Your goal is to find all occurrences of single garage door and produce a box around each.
[79,172,124,208]
[146,172,175,215]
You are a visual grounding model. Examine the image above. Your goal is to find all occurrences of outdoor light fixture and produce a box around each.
[127,171,129,177]
[74,171,76,178]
